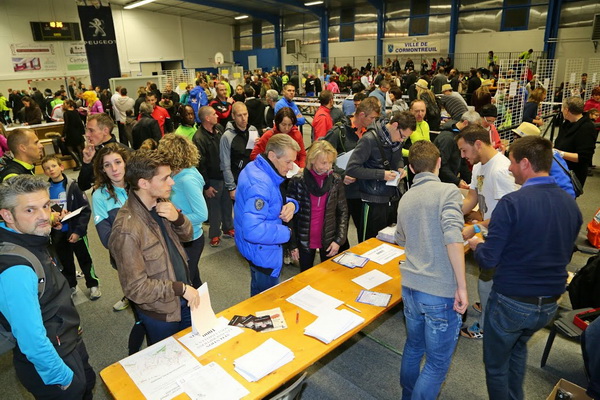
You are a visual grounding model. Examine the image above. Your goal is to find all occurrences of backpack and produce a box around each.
[587,208,600,249]
[568,253,600,309]
[0,243,46,354]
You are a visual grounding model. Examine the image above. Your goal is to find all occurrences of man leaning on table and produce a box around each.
[234,134,300,296]
[394,140,468,400]
[109,150,200,345]
[467,135,581,400]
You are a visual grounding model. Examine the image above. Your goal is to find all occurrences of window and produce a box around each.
[410,0,429,36]
[340,8,355,41]
[501,0,531,31]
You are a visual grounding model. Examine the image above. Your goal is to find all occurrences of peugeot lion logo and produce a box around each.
[89,18,107,37]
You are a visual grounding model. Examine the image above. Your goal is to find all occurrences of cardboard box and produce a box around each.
[547,379,592,400]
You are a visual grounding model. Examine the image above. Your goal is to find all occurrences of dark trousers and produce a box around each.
[13,339,95,400]
[138,299,191,345]
[205,179,233,239]
[183,235,205,289]
[51,231,98,289]
[299,247,330,272]
[128,302,147,355]
[361,200,398,242]
[117,121,129,146]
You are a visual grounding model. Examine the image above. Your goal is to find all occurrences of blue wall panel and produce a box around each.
[233,49,280,71]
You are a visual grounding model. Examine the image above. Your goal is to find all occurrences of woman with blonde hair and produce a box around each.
[158,134,208,288]
[471,79,493,114]
[415,79,441,130]
[287,140,348,271]
[81,90,104,114]
[523,87,547,127]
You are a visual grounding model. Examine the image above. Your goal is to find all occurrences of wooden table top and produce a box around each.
[100,238,405,400]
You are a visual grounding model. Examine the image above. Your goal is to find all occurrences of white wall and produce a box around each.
[0,0,90,91]
[554,26,597,82]
[112,6,234,75]
[0,0,233,92]
[455,29,545,54]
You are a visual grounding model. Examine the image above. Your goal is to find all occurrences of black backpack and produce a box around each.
[568,254,600,309]
[0,243,46,354]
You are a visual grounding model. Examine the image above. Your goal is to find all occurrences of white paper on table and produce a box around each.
[119,337,201,400]
[352,269,393,290]
[177,362,249,400]
[234,338,294,382]
[60,206,86,222]
[286,162,300,178]
[508,82,518,96]
[361,243,405,265]
[286,285,344,316]
[304,308,364,344]
[191,282,218,335]
[385,171,401,187]
[246,128,259,150]
[335,149,354,170]
[178,317,244,357]
[256,307,287,332]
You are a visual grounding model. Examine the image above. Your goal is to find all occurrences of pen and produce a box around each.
[296,311,300,324]
[344,303,362,313]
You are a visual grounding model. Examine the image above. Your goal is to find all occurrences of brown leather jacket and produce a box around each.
[109,192,193,322]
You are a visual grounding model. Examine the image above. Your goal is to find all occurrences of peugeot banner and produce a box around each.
[77,1,121,89]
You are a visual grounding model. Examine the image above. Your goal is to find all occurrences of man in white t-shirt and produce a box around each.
[457,125,517,340]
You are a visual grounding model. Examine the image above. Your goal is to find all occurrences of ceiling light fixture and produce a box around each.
[234,15,249,20]
[124,0,157,10]
[304,1,324,5]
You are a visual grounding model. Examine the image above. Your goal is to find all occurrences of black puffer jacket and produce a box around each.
[288,169,348,251]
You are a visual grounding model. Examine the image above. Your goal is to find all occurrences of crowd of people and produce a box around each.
[0,55,598,399]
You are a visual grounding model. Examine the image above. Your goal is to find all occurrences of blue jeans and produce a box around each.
[250,264,279,297]
[483,290,558,400]
[137,299,191,346]
[400,287,462,400]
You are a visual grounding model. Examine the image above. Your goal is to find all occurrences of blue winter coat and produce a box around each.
[234,155,299,277]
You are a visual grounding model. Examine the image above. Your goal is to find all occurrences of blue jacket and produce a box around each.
[170,167,208,240]
[234,155,298,277]
[275,98,305,125]
[92,186,128,248]
[189,85,209,123]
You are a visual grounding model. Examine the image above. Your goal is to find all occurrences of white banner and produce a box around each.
[385,39,441,55]
[10,43,55,56]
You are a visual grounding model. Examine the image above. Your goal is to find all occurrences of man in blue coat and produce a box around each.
[234,134,300,296]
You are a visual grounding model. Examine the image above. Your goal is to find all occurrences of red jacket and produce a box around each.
[250,126,307,168]
[312,105,333,141]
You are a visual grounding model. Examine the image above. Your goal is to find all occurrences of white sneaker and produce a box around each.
[113,297,129,311]
[76,271,84,279]
[90,286,102,300]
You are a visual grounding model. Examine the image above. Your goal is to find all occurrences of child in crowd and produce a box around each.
[41,155,100,299]
[288,140,348,271]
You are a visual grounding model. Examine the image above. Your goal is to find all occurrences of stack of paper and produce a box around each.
[304,308,365,344]
[332,252,369,268]
[177,362,249,400]
[376,225,397,244]
[234,338,294,382]
[286,285,344,316]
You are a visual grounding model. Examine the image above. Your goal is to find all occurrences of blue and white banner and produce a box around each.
[385,39,442,55]
[77,0,121,89]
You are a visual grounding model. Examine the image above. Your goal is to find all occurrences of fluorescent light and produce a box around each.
[304,1,323,5]
[234,15,249,20]
[124,0,157,10]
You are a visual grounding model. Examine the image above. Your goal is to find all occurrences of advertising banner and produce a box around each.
[77,1,121,88]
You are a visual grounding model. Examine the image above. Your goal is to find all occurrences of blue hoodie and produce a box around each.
[189,85,209,123]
